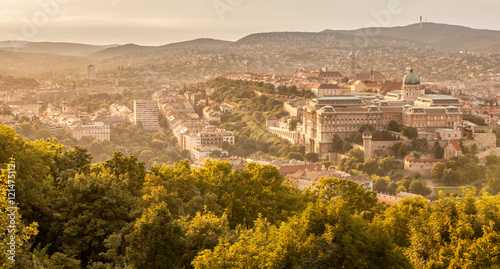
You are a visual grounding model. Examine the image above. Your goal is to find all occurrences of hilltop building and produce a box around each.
[301,68,463,159]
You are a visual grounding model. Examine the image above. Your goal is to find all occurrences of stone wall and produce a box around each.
[462,133,496,153]
[404,157,446,177]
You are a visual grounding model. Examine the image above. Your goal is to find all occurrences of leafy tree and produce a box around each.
[392,143,409,158]
[209,150,222,158]
[460,140,470,154]
[411,138,428,152]
[194,199,410,269]
[431,162,447,180]
[179,211,231,268]
[373,178,388,193]
[442,168,460,185]
[402,127,418,139]
[0,160,39,267]
[48,175,139,267]
[482,177,500,195]
[97,151,147,192]
[342,141,353,153]
[485,155,500,166]
[126,202,185,269]
[339,148,364,172]
[388,120,400,132]
[159,118,169,129]
[208,120,220,126]
[463,114,487,126]
[151,139,167,151]
[379,197,431,248]
[360,157,379,175]
[288,118,298,131]
[316,177,377,213]
[470,143,479,154]
[330,134,344,153]
[304,152,319,163]
[216,163,304,228]
[64,146,93,174]
[286,152,303,161]
[396,185,407,193]
[386,182,398,194]
[434,141,444,159]
[408,181,432,196]
[377,156,397,176]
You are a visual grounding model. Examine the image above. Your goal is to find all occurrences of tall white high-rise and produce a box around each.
[133,100,159,131]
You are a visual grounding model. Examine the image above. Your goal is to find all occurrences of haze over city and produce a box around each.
[3,1,500,268]
[1,0,500,45]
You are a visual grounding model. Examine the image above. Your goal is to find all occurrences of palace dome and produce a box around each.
[404,69,420,85]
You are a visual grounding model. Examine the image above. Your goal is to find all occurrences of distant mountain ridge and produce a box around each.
[0,23,500,75]
[0,41,118,57]
[1,23,500,59]
[329,23,500,52]
[88,38,232,60]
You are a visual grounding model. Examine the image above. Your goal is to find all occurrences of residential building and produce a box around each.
[69,122,110,141]
[203,106,221,123]
[309,83,343,96]
[182,126,235,151]
[134,100,159,131]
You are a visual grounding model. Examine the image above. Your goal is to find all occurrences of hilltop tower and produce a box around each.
[87,65,96,79]
[62,99,68,114]
[402,68,423,103]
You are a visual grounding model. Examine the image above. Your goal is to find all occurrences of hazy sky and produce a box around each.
[1,0,499,45]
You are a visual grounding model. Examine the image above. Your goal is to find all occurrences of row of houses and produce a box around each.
[161,90,235,160]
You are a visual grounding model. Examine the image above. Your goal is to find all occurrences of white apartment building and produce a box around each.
[70,122,110,141]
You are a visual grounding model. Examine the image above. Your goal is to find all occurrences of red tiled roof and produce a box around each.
[356,72,386,82]
[277,164,318,175]
[267,114,278,120]
[377,197,399,205]
[379,82,402,95]
[365,83,383,88]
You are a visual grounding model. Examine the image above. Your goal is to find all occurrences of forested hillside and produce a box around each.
[1,124,500,268]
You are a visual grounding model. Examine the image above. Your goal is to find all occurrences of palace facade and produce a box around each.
[301,69,463,159]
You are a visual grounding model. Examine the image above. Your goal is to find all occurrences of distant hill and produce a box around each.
[88,44,155,60]
[0,49,87,73]
[0,41,116,57]
[159,38,232,49]
[328,23,500,52]
[233,23,500,52]
[233,30,422,49]
[89,38,232,60]
[1,22,499,76]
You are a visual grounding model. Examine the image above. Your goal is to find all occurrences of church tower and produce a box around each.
[402,68,423,103]
[362,129,372,158]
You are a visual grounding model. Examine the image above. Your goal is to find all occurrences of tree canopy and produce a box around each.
[2,124,500,268]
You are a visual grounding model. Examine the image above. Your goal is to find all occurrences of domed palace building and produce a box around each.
[301,68,462,159]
